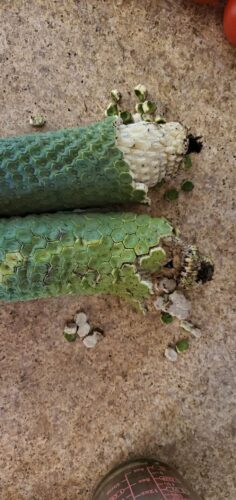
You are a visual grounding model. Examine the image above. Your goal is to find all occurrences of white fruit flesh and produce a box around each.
[116,120,188,187]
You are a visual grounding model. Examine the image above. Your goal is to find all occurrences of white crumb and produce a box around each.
[167,291,192,320]
[74,312,88,327]
[77,322,91,338]
[164,348,178,362]
[153,296,168,311]
[180,320,202,339]
[63,323,77,335]
[83,331,102,348]
[158,278,176,293]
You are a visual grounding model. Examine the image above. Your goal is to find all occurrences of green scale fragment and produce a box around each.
[0,212,173,306]
[0,118,146,216]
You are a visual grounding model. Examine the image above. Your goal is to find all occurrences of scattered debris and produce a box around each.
[63,311,104,348]
[154,295,168,311]
[159,277,176,293]
[29,115,46,128]
[106,85,168,126]
[164,347,178,362]
[155,115,166,124]
[154,291,191,321]
[63,322,78,342]
[77,322,91,338]
[64,86,203,357]
[175,338,189,353]
[82,330,103,349]
[134,84,147,102]
[191,328,202,339]
[141,113,153,122]
[167,291,192,320]
[181,180,194,192]
[142,100,157,114]
[160,312,174,324]
[119,111,133,124]
[135,103,144,114]
[164,188,179,201]
[184,155,192,169]
[103,86,198,208]
[74,311,88,326]
[105,103,118,117]
[111,89,122,103]
[180,320,202,339]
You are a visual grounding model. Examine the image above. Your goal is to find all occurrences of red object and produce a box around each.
[224,0,236,45]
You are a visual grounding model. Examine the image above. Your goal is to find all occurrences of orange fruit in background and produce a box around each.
[192,0,236,47]
[223,0,236,45]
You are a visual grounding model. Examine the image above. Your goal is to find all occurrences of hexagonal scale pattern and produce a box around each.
[0,118,146,216]
[0,212,173,306]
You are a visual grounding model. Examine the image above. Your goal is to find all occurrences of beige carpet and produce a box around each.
[0,1,235,498]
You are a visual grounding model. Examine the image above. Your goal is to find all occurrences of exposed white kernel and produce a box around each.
[116,120,188,187]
